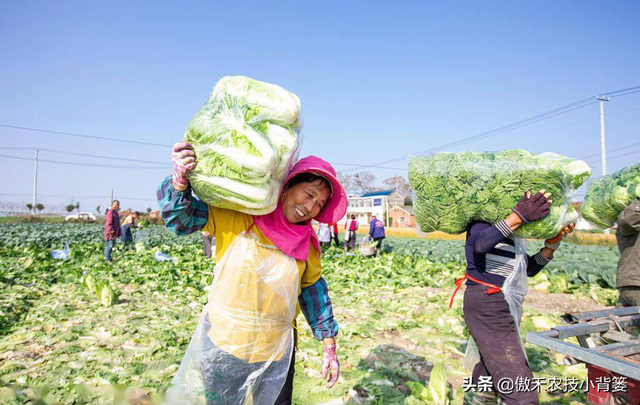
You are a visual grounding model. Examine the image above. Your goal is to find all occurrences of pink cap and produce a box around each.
[284,156,347,223]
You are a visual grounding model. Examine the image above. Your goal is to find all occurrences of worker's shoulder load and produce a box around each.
[581,163,640,229]
[185,76,302,215]
[408,149,591,239]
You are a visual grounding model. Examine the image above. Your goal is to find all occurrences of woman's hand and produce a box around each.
[511,190,552,224]
[545,223,575,250]
[321,339,339,388]
[171,142,197,191]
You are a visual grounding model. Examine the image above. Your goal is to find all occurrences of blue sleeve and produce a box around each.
[469,220,513,254]
[369,221,374,236]
[298,277,339,341]
[527,251,551,277]
[156,175,209,235]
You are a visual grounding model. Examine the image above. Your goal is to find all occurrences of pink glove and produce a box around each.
[171,142,196,188]
[321,344,340,388]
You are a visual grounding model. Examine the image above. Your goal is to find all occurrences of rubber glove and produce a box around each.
[321,344,340,388]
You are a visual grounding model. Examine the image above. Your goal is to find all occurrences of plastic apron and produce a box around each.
[163,229,300,405]
[463,237,529,371]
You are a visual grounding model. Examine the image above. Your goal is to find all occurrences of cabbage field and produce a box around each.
[0,223,620,404]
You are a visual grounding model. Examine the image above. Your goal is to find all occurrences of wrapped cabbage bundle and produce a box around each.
[581,163,640,229]
[185,76,302,215]
[408,149,591,239]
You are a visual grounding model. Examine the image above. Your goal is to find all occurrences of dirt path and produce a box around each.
[525,289,608,314]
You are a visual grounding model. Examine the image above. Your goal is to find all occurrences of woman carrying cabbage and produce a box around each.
[157,142,346,405]
[455,191,574,405]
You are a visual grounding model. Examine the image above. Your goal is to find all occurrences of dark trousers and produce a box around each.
[617,286,640,307]
[104,239,116,261]
[464,284,539,405]
[373,237,384,250]
[331,234,340,248]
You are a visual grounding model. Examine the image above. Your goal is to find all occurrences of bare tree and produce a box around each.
[353,171,376,195]
[75,202,80,213]
[336,173,354,194]
[382,175,412,199]
[96,205,101,215]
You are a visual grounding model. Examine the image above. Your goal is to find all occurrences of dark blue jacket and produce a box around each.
[369,218,385,239]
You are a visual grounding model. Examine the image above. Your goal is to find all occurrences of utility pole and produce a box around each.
[597,95,610,234]
[32,149,39,216]
[597,96,610,177]
[110,189,114,205]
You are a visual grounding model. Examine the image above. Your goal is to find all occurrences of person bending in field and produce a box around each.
[615,197,640,307]
[120,211,139,249]
[368,214,385,257]
[458,191,574,405]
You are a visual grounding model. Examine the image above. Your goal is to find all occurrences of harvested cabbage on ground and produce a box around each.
[184,76,301,215]
[408,149,591,239]
[581,163,640,229]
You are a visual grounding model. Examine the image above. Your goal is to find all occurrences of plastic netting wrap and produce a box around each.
[408,149,591,239]
[581,163,640,229]
[163,231,299,405]
[185,76,302,215]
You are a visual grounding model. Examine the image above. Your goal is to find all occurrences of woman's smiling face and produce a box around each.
[282,177,331,224]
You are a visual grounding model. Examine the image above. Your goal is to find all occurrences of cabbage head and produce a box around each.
[408,149,591,239]
[184,76,301,215]
[582,163,640,229]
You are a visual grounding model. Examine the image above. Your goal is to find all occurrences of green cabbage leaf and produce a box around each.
[184,76,301,215]
[582,163,640,228]
[408,149,591,239]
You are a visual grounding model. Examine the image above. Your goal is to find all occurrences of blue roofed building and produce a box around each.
[340,190,405,227]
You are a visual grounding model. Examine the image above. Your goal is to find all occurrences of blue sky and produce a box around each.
[1,1,639,213]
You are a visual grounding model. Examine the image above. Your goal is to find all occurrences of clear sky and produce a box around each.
[1,1,639,213]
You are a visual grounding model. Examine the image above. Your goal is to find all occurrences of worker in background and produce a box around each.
[459,191,574,405]
[616,197,640,307]
[104,200,121,263]
[329,222,340,248]
[317,222,332,251]
[344,214,358,253]
[121,211,139,249]
[202,230,214,258]
[368,214,386,257]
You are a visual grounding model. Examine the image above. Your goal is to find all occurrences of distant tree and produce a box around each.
[26,203,33,212]
[75,202,80,213]
[36,203,44,213]
[65,204,75,213]
[146,207,152,214]
[336,173,354,194]
[96,205,101,215]
[382,175,412,199]
[353,171,376,195]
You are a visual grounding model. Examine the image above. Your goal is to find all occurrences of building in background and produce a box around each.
[388,205,416,228]
[341,190,406,227]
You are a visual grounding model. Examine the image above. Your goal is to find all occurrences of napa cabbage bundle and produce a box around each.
[184,76,302,215]
[408,149,591,239]
[581,163,640,228]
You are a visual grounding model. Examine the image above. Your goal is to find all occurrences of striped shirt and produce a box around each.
[156,175,338,340]
[465,220,551,287]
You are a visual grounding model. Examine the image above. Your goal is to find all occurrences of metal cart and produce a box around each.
[526,306,640,405]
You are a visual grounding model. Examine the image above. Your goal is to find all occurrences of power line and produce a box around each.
[0,146,170,166]
[0,124,172,148]
[584,148,640,165]
[580,140,640,160]
[0,192,157,202]
[339,85,640,173]
[0,153,169,169]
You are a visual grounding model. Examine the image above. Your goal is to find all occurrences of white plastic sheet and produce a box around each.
[163,230,299,405]
[51,243,70,260]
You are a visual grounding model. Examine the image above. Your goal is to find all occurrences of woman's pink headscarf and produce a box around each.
[252,156,347,261]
